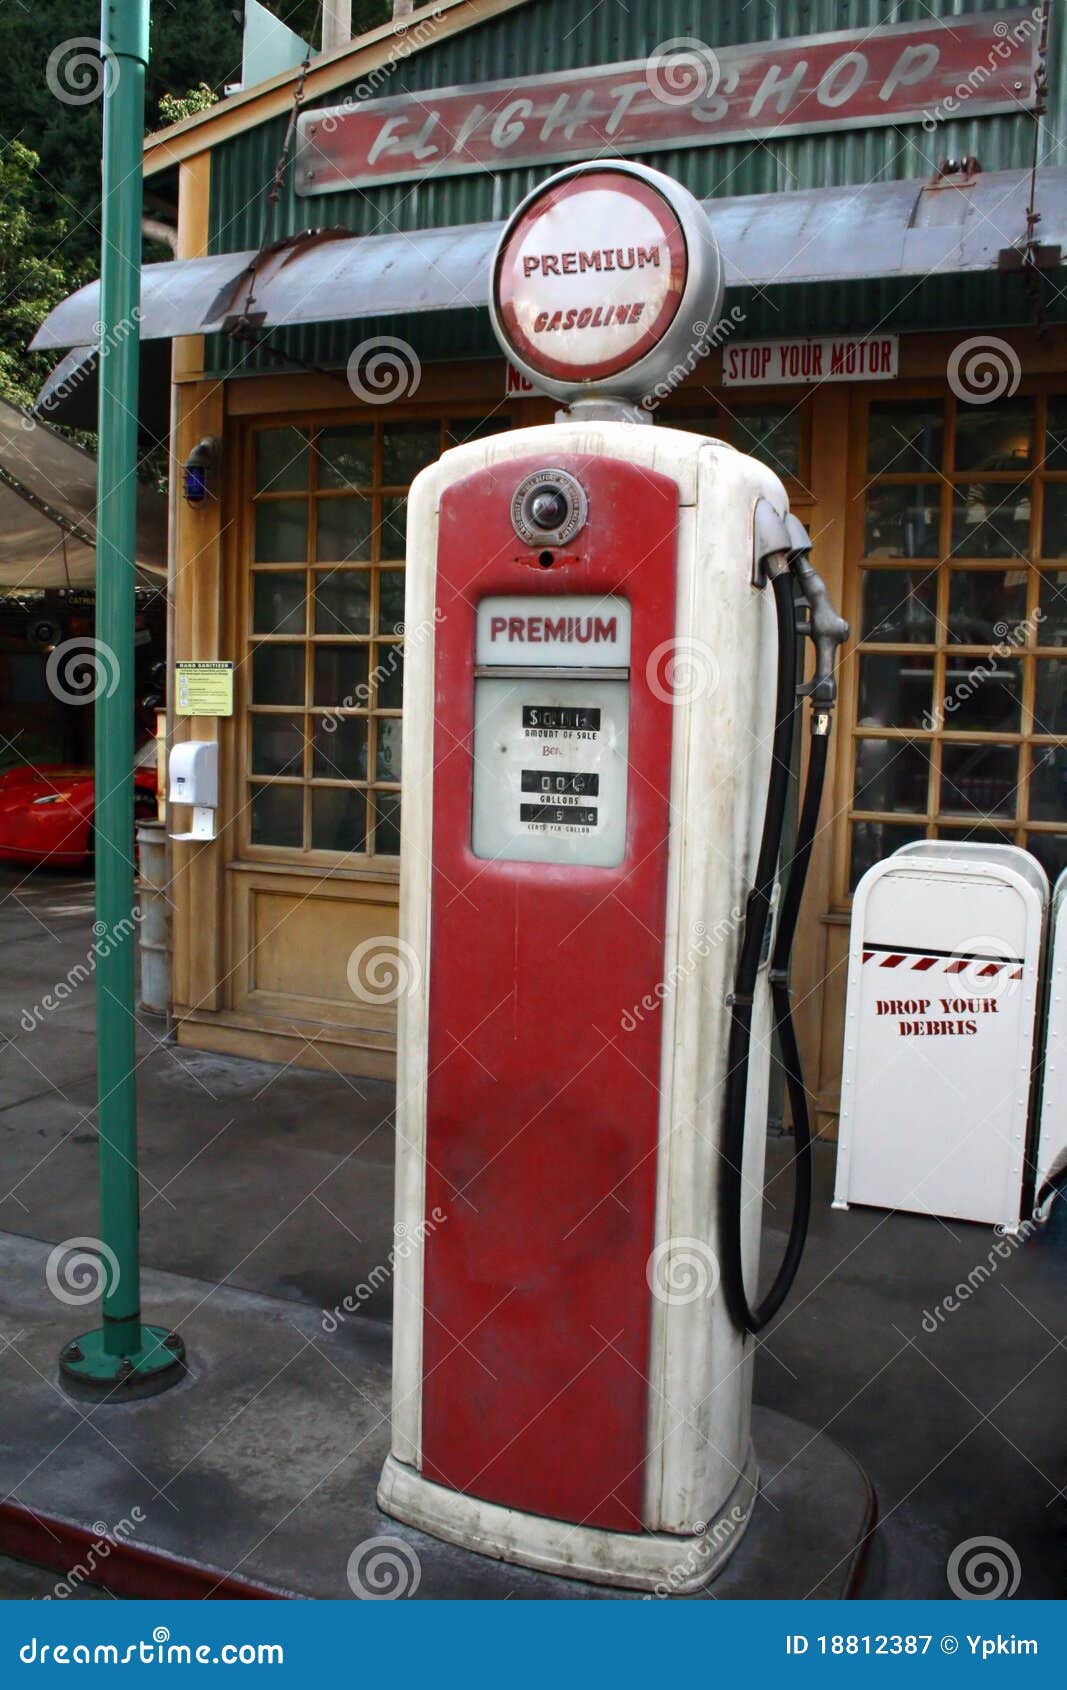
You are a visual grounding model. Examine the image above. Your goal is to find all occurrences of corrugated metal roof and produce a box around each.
[197,266,1056,386]
[33,168,1061,356]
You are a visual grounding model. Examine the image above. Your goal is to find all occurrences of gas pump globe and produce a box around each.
[377,161,848,1592]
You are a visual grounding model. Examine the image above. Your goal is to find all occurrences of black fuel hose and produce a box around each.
[719,567,798,1333]
[757,724,830,1328]
[719,572,832,1335]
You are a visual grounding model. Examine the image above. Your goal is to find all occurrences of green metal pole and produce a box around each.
[60,0,184,1398]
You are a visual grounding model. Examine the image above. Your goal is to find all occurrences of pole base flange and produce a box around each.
[59,1326,186,1402]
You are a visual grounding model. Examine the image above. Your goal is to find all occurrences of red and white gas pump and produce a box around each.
[377,162,847,1592]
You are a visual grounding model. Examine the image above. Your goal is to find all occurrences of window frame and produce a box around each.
[237,406,513,869]
[837,382,1067,902]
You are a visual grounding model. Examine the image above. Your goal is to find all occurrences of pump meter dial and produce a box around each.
[511,469,587,547]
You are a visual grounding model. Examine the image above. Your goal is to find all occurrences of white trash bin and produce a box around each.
[1035,866,1067,1210]
[834,842,1048,1230]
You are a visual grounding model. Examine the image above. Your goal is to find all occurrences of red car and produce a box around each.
[0,761,158,866]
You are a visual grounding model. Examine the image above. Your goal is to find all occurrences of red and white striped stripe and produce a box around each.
[861,948,1023,979]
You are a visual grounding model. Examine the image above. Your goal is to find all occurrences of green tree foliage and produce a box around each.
[0,1,390,411]
[0,140,85,413]
[158,82,219,125]
[0,2,249,279]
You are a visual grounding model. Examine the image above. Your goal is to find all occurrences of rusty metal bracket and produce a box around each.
[998,241,1062,271]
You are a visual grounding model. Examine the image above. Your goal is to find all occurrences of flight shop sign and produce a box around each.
[295,12,1038,193]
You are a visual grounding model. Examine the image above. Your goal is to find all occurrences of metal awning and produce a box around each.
[34,341,174,440]
[31,168,1064,360]
[0,398,167,591]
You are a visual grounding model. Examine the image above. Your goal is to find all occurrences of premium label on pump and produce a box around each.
[476,594,631,668]
[472,593,631,867]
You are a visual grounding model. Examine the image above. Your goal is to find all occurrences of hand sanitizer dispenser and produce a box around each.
[168,740,218,841]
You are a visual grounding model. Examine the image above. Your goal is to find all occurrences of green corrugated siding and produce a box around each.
[204,0,1066,374]
[202,270,1064,385]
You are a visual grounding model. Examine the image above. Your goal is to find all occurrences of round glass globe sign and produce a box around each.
[489,160,725,406]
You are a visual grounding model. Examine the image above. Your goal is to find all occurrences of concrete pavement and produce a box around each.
[0,864,1064,1598]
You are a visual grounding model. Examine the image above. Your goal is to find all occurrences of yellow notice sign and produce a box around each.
[175,660,235,717]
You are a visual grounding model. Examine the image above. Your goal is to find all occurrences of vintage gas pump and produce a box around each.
[377,161,848,1592]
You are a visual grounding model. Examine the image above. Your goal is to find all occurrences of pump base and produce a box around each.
[58,1325,186,1401]
[378,1445,759,1594]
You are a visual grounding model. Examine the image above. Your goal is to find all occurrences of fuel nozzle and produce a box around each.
[753,498,793,582]
[784,515,849,708]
